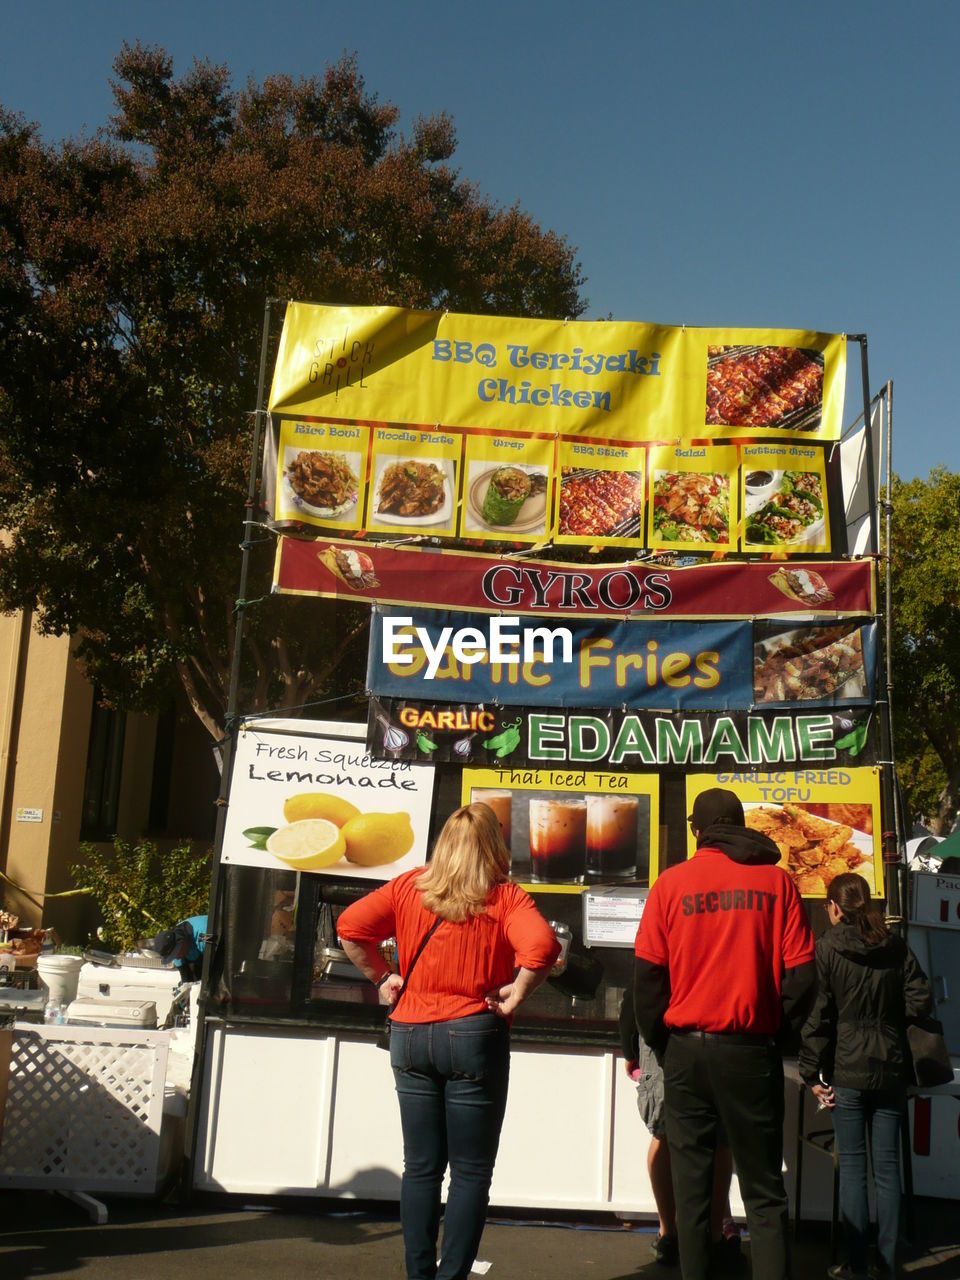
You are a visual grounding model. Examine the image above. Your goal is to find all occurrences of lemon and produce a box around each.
[341,812,415,866]
[265,819,346,869]
[282,792,360,827]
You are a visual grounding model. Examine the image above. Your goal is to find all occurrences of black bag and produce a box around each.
[906,1016,954,1088]
[376,917,441,1052]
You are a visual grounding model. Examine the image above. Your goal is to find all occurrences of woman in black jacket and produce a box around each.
[799,873,933,1280]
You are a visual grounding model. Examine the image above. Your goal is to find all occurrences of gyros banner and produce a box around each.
[367,698,878,771]
[273,537,876,620]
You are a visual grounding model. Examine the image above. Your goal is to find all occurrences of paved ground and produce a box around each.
[1,1191,959,1278]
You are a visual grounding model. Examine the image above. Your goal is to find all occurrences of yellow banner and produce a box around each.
[461,766,660,892]
[666,768,884,898]
[269,303,846,443]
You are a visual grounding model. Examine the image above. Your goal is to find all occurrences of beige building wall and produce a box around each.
[0,610,218,939]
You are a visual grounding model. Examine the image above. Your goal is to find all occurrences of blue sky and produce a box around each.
[4,1,956,481]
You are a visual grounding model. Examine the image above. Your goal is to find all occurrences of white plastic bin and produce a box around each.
[37,954,83,1006]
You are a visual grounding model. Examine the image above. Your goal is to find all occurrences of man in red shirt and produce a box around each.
[633,788,815,1280]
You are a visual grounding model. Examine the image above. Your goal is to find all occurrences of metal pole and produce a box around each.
[853,335,879,557]
[881,382,909,926]
[849,337,900,919]
[181,296,279,1197]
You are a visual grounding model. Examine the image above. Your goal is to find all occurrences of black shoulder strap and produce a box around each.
[393,916,442,1012]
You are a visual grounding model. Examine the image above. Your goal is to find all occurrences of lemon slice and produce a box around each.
[265,819,346,870]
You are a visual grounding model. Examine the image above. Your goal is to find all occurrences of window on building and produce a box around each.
[81,694,126,839]
[148,703,177,833]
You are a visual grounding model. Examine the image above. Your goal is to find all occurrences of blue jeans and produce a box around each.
[390,1012,510,1280]
[832,1085,905,1274]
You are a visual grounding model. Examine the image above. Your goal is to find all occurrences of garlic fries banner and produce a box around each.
[367,607,877,711]
[677,769,883,898]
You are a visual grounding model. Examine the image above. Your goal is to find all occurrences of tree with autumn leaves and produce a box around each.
[887,467,960,834]
[0,44,585,739]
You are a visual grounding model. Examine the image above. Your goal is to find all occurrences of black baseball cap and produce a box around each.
[688,787,745,832]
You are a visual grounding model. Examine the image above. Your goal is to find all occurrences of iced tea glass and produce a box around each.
[470,788,512,849]
[586,795,638,879]
[529,797,587,883]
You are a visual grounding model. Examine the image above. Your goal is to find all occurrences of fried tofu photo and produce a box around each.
[744,802,873,897]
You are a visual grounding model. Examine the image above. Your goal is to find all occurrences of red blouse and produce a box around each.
[336,868,560,1024]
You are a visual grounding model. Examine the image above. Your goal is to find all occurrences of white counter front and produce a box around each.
[193,1024,837,1217]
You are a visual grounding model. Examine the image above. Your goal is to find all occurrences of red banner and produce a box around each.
[273,537,875,620]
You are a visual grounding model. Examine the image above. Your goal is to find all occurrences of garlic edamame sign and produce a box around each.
[221,722,435,879]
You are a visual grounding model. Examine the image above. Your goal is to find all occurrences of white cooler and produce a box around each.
[78,961,181,1024]
[66,996,159,1028]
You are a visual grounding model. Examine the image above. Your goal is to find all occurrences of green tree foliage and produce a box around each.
[70,838,212,952]
[888,467,960,832]
[0,45,585,738]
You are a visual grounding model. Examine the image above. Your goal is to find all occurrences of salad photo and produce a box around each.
[652,471,730,544]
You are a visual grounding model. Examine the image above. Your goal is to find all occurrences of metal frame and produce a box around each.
[182,297,284,1196]
[180,317,905,1201]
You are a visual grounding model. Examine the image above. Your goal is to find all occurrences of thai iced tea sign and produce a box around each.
[461,766,660,890]
[221,721,435,880]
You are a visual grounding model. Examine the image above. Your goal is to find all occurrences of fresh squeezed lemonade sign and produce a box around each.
[673,768,883,898]
[221,725,435,880]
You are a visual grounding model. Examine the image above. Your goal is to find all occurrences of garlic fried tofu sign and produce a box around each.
[221,726,435,879]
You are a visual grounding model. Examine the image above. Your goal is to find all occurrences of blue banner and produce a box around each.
[367,606,754,709]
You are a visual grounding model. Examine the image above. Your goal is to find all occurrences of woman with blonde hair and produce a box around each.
[799,872,933,1280]
[338,803,560,1280]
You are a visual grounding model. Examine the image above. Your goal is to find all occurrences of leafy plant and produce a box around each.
[887,467,960,832]
[70,839,212,953]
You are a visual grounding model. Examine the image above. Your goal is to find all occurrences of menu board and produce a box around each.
[269,417,844,555]
[265,304,847,556]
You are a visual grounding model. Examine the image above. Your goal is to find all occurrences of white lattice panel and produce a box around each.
[0,1025,169,1194]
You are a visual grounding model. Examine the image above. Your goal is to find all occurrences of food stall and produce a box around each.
[186,303,909,1218]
